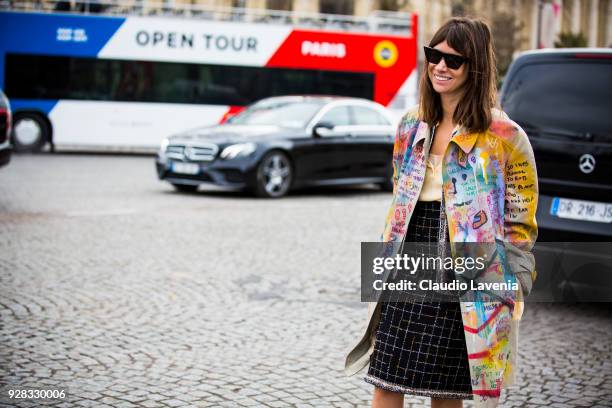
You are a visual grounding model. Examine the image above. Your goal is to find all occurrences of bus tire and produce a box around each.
[12,113,50,153]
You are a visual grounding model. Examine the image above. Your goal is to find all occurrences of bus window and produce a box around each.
[5,54,374,106]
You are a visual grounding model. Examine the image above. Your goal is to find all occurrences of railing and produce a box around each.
[0,0,414,34]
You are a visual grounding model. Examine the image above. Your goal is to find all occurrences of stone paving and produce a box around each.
[0,154,611,408]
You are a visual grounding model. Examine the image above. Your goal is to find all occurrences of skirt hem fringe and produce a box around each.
[364,373,474,400]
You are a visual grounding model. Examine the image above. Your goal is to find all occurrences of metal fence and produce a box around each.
[0,0,414,34]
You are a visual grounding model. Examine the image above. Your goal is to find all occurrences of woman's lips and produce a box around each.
[433,73,452,83]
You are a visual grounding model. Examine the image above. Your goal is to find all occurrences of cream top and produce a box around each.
[418,153,443,202]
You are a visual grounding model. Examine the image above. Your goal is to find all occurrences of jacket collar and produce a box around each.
[413,120,478,154]
[450,127,479,154]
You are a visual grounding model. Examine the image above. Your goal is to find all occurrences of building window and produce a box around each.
[267,0,292,11]
[320,0,354,15]
[6,54,374,106]
[378,0,405,11]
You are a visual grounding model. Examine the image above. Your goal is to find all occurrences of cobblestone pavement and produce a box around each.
[0,154,611,408]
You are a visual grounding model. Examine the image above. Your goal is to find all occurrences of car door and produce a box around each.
[293,105,353,182]
[344,105,394,179]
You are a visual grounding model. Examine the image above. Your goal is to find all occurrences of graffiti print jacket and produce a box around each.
[344,105,538,407]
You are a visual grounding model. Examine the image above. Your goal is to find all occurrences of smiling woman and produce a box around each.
[425,40,469,112]
[345,17,538,408]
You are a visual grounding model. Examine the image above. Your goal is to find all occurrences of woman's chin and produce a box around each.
[433,85,461,96]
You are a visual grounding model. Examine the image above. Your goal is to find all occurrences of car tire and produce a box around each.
[12,113,50,153]
[172,184,199,193]
[554,280,578,302]
[253,151,293,198]
[379,163,394,192]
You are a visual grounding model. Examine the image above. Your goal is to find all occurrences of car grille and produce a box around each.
[165,143,218,162]
[167,172,213,182]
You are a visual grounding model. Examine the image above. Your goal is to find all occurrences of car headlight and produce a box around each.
[220,143,256,160]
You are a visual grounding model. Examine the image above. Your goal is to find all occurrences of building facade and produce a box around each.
[179,0,610,75]
[222,1,610,48]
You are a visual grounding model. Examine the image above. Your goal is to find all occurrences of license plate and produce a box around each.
[171,162,199,175]
[550,197,612,223]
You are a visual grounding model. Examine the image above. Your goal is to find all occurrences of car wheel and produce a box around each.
[553,280,578,302]
[253,151,292,198]
[172,184,199,193]
[12,113,50,153]
[379,163,394,192]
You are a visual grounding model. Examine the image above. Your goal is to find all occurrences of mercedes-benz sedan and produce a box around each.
[156,96,397,198]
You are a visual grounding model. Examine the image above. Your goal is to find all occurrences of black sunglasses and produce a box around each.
[423,46,468,70]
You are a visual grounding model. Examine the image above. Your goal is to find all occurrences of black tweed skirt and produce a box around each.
[364,200,473,399]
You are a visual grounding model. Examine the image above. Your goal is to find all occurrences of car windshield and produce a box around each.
[227,100,324,129]
[502,60,612,142]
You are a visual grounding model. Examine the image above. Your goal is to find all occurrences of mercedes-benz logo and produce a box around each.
[578,153,595,174]
[183,146,192,161]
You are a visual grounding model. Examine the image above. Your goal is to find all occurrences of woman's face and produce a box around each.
[427,40,468,97]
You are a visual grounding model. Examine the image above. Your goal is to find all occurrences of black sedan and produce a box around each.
[156,96,397,198]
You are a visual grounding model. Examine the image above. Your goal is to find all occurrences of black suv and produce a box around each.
[0,90,11,167]
[500,49,612,300]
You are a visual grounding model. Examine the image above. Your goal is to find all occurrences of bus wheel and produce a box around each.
[252,151,292,198]
[12,113,50,153]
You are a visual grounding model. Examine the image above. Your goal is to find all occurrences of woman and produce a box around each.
[344,17,538,408]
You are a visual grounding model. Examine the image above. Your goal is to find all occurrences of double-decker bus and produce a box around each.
[0,2,418,152]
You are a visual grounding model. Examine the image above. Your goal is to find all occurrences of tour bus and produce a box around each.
[0,4,418,152]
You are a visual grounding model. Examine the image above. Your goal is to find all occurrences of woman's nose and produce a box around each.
[435,58,448,70]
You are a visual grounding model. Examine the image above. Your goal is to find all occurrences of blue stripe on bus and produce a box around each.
[0,12,125,57]
[0,11,125,88]
[9,99,59,116]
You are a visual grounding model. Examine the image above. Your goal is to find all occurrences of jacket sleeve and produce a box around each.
[379,118,404,242]
[391,106,419,194]
[390,115,407,195]
[504,125,539,296]
[380,108,415,241]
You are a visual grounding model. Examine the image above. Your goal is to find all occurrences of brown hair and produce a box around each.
[418,17,498,133]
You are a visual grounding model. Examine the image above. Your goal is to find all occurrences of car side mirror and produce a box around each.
[313,121,334,137]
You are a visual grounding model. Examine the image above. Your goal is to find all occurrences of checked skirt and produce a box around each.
[364,200,473,400]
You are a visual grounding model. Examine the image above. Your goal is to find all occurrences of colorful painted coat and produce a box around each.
[344,105,538,407]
